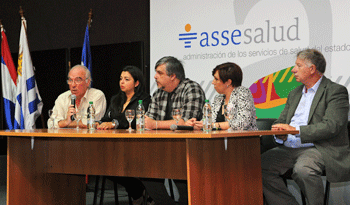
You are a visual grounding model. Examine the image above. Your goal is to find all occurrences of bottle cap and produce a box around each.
[89,101,93,104]
[138,100,142,104]
[205,99,209,103]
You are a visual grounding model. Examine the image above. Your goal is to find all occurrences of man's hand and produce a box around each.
[66,104,76,123]
[272,124,296,142]
[185,118,196,126]
[271,124,296,131]
[275,135,288,141]
[58,104,76,128]
[144,116,156,130]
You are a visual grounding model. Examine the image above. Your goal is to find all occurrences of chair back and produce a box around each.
[256,118,277,154]
[348,121,350,141]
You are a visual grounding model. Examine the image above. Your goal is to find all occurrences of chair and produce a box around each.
[282,168,329,205]
[93,176,133,205]
[256,118,277,154]
[280,121,350,205]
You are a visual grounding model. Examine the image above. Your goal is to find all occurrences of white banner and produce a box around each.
[151,0,350,101]
[151,1,350,202]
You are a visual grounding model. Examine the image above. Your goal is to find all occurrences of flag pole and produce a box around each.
[18,7,33,148]
[18,6,45,132]
[19,6,33,148]
[85,8,93,185]
[19,6,24,18]
[19,7,29,46]
[81,9,93,81]
[88,9,93,29]
[0,19,3,130]
[19,6,26,31]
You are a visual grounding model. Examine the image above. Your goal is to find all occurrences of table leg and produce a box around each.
[186,137,263,205]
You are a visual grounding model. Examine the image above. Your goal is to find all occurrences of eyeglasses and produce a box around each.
[67,77,86,84]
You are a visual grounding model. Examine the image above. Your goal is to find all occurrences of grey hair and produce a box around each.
[297,49,326,73]
[155,56,185,81]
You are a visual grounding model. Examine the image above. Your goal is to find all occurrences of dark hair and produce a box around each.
[297,49,326,73]
[121,65,145,94]
[155,56,185,80]
[114,66,145,113]
[212,62,242,87]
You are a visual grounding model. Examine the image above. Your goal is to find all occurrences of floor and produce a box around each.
[0,185,5,205]
[0,150,132,205]
[0,175,132,205]
[86,176,132,205]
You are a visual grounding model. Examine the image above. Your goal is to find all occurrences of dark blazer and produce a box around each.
[276,76,350,182]
[101,91,151,129]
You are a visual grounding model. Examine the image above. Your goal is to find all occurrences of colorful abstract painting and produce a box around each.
[249,66,301,118]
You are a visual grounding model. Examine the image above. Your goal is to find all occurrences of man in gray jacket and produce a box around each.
[262,49,350,205]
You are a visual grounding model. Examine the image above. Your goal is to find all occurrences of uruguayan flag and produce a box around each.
[1,25,17,129]
[14,17,43,129]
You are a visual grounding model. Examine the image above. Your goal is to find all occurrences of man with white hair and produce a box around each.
[49,65,106,128]
[262,49,350,205]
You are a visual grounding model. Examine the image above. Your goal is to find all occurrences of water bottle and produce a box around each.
[202,99,212,132]
[136,100,145,131]
[87,101,96,130]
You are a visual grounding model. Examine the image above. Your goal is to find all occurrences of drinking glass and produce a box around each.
[172,108,182,124]
[125,109,135,131]
[80,112,88,128]
[48,109,57,129]
[75,108,82,130]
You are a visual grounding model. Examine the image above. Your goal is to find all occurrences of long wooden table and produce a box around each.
[0,129,298,205]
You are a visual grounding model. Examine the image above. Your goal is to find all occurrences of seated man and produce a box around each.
[145,56,205,129]
[144,56,206,205]
[49,65,107,128]
[262,49,350,205]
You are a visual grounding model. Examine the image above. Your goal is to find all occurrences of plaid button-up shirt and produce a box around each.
[146,78,205,121]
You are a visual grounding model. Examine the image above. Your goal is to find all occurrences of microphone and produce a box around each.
[170,124,194,131]
[70,95,76,121]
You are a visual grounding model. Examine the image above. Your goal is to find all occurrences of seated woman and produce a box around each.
[96,65,151,205]
[190,62,258,130]
[97,65,150,129]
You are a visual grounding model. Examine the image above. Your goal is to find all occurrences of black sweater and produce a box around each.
[100,91,151,129]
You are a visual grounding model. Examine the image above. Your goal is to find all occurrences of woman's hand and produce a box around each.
[193,120,204,130]
[97,122,114,130]
[185,118,203,130]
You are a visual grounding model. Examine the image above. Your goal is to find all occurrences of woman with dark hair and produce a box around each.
[191,62,258,130]
[97,65,150,129]
[96,66,151,205]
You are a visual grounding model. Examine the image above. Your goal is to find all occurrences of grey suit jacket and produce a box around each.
[276,76,350,182]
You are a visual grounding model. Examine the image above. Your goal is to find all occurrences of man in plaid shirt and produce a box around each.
[145,56,205,130]
[142,56,205,205]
